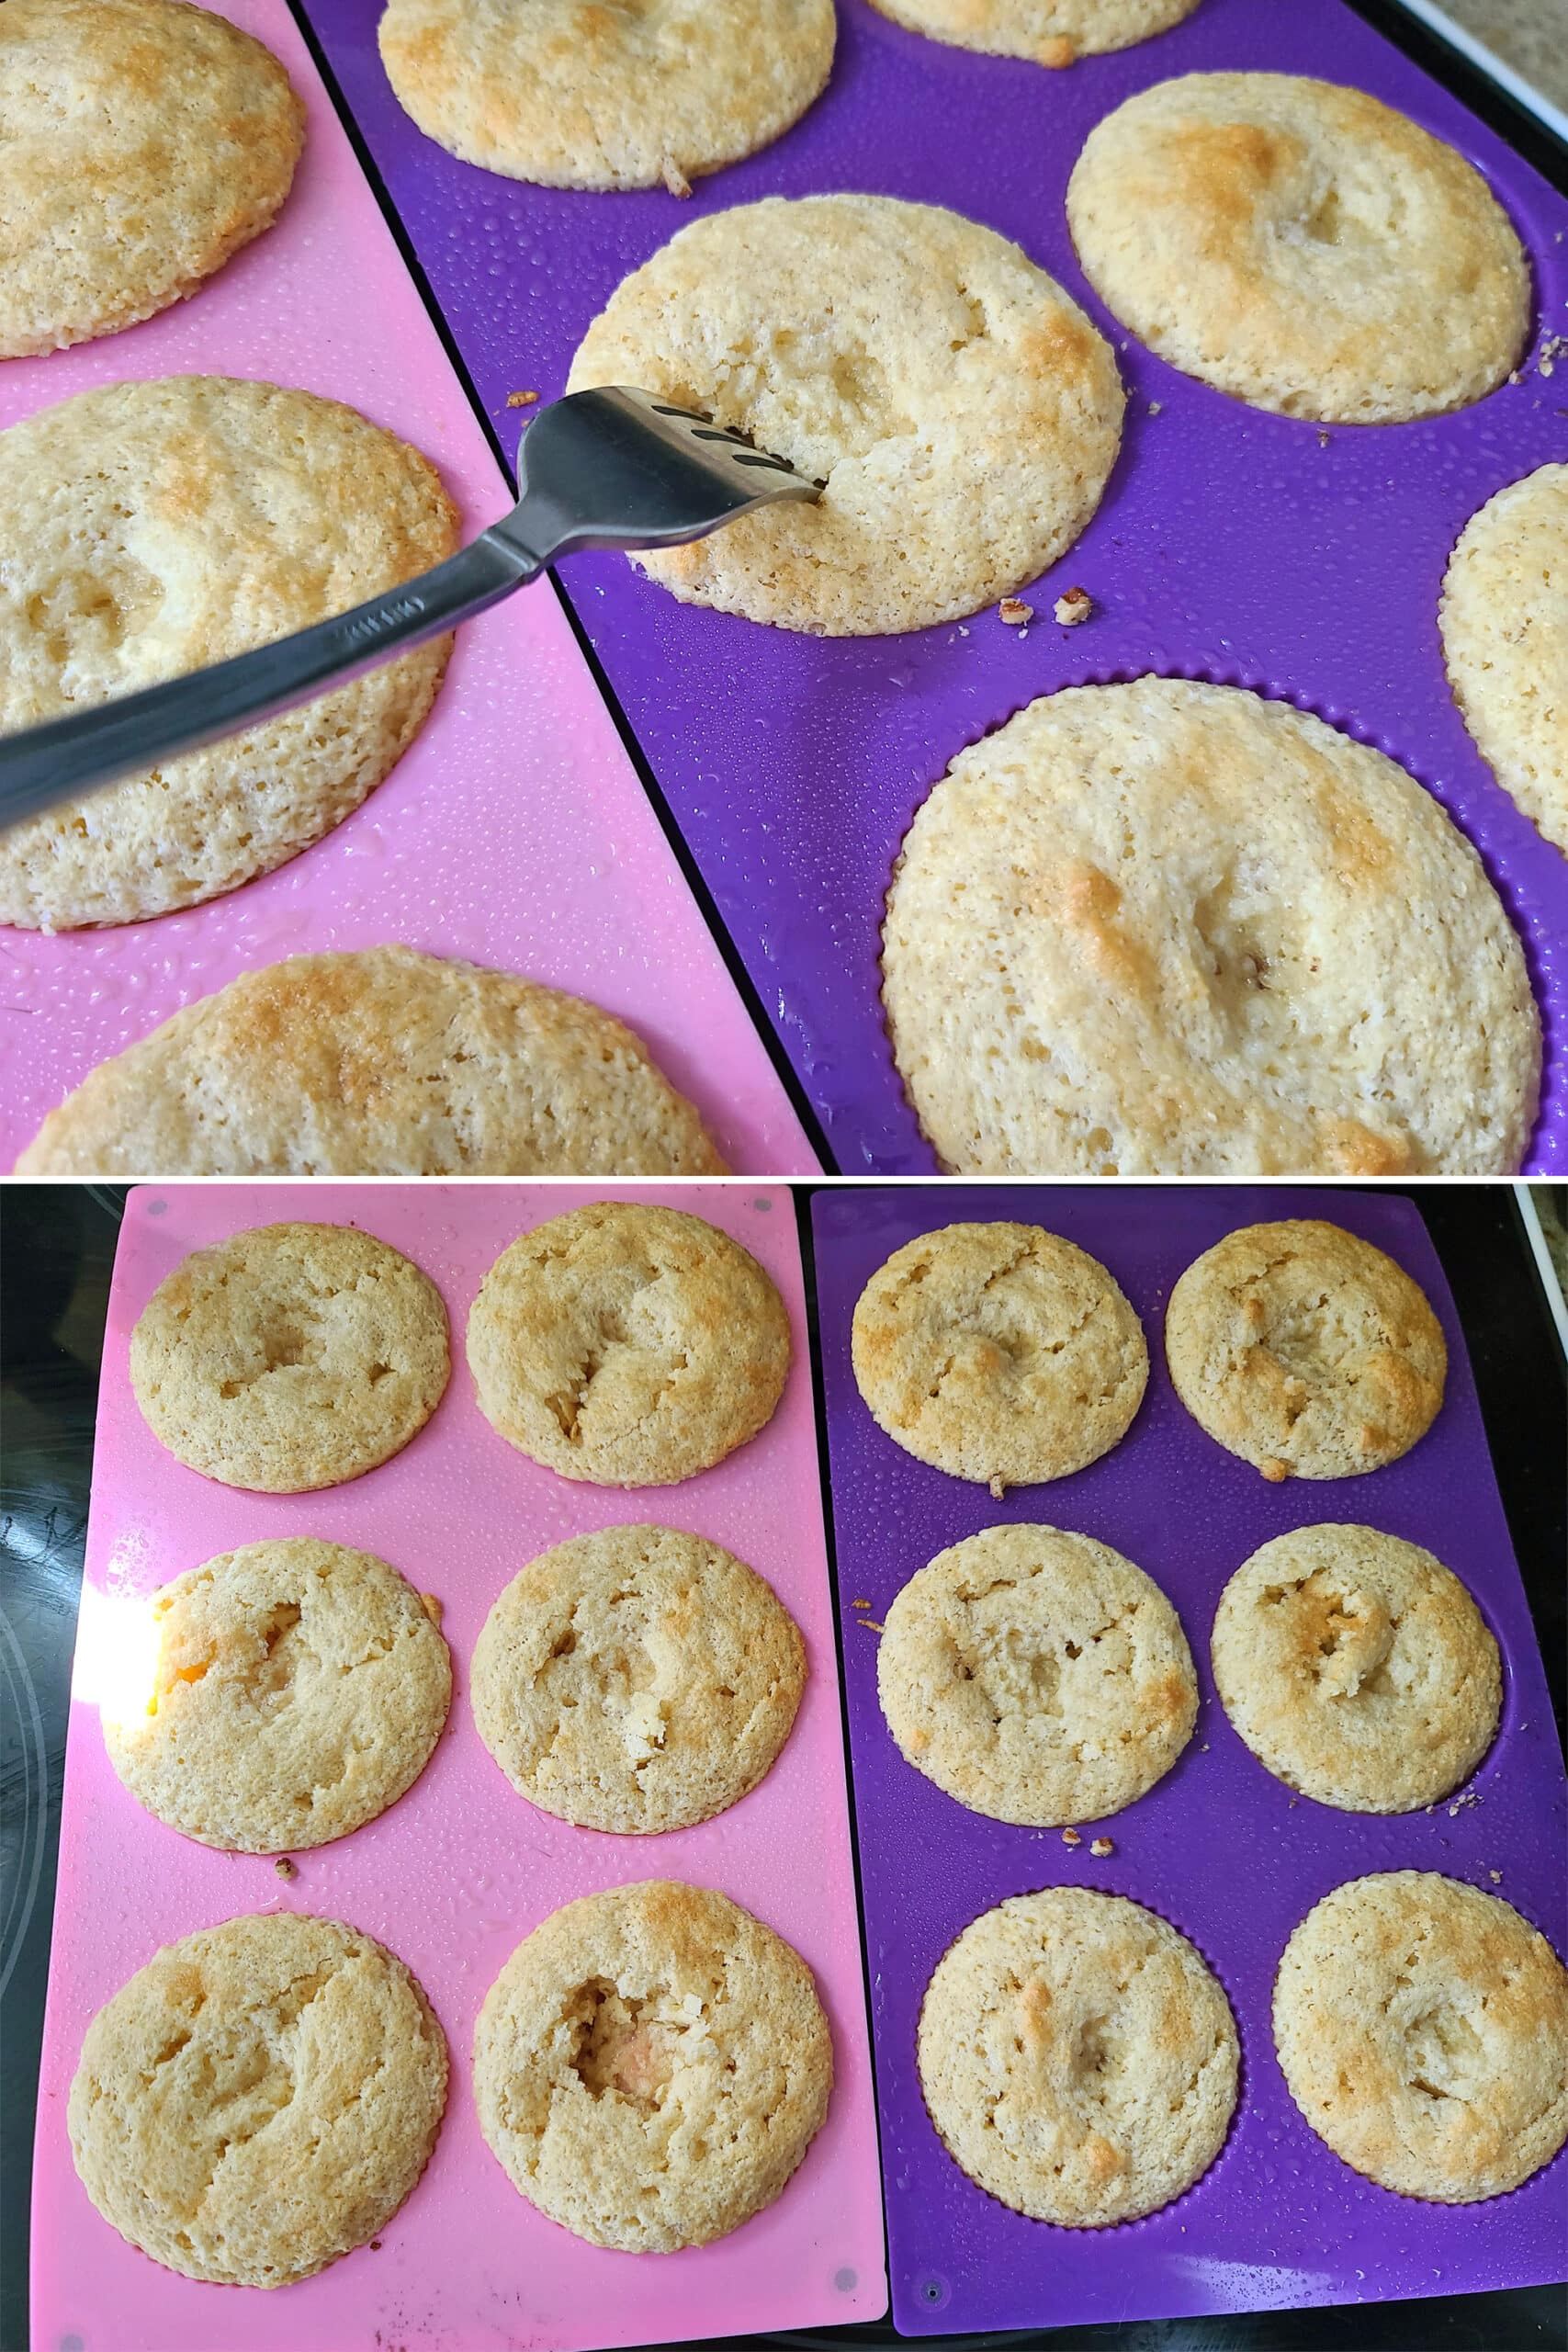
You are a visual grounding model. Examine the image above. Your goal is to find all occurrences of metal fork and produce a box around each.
[0,387,819,831]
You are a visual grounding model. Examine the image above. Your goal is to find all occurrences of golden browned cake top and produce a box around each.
[877,1523,1197,1826]
[1441,465,1568,858]
[0,0,305,357]
[1067,72,1529,421]
[130,1220,450,1492]
[866,0,1200,66]
[881,678,1540,1176]
[919,1887,1238,2225]
[467,1201,790,1486]
[103,1540,453,1849]
[17,948,728,1176]
[379,0,834,190]
[1211,1525,1500,1811]
[567,194,1123,635]
[1166,1219,1447,1479]
[471,1523,806,1833]
[852,1221,1147,1490]
[68,1911,448,2284]
[1274,1872,1568,2202]
[472,1879,832,2250]
[0,379,457,931]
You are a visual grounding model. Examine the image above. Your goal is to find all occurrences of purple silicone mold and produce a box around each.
[301,0,1568,1172]
[811,1183,1567,2334]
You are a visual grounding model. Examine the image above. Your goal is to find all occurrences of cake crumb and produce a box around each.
[1317,430,1331,448]
[1489,1871,1502,1883]
[1147,400,1162,415]
[422,1593,444,1624]
[1261,1457,1289,1484]
[1062,1827,1082,1847]
[852,1598,872,1610]
[989,1475,1006,1499]
[857,1617,885,1634]
[998,596,1032,627]
[1053,585,1093,627]
[1089,1837,1113,1857]
[663,161,693,198]
[505,389,538,408]
[274,1857,295,1880]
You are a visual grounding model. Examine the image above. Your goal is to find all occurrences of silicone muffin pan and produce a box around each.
[28,1182,885,2352]
[811,1182,1568,2331]
[302,0,1568,1174]
[0,0,814,1177]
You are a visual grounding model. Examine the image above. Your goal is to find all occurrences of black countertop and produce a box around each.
[2,1184,1563,2352]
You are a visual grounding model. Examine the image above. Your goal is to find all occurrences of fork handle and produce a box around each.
[0,525,542,833]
